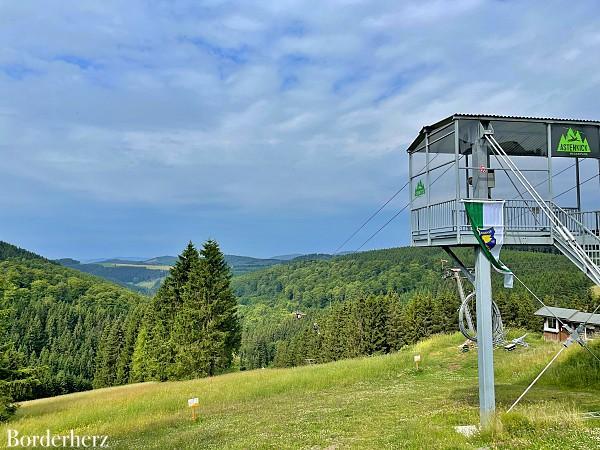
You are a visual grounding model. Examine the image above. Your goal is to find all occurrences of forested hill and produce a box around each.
[234,247,597,370]
[233,246,594,311]
[0,241,49,262]
[0,241,147,403]
[56,253,303,295]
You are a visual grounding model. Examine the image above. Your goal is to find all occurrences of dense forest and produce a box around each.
[0,241,145,419]
[236,247,596,370]
[1,240,597,422]
[115,240,240,384]
[0,240,240,421]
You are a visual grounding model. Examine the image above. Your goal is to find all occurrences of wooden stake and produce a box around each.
[188,397,199,420]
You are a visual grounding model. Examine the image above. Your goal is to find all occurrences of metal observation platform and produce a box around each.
[408,114,600,266]
[406,114,600,428]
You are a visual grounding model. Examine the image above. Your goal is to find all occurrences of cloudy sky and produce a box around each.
[2,0,600,259]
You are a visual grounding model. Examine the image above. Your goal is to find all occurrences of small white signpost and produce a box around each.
[188,397,199,420]
[414,354,421,370]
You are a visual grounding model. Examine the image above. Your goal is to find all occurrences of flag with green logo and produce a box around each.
[463,200,513,288]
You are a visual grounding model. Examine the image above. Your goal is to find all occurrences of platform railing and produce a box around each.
[411,199,600,241]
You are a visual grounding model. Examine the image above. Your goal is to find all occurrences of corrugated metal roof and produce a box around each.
[534,306,578,320]
[569,311,600,326]
[534,306,600,326]
[453,113,600,124]
[407,113,600,153]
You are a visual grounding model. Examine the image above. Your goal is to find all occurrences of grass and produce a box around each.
[2,333,599,449]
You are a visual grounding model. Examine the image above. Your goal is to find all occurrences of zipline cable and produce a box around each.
[333,153,442,254]
[354,204,410,253]
[582,302,600,331]
[553,173,600,200]
[507,346,566,413]
[513,274,600,364]
[333,181,409,254]
[499,272,600,412]
[352,155,462,253]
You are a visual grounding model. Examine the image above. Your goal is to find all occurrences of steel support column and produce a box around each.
[455,120,460,242]
[473,129,495,427]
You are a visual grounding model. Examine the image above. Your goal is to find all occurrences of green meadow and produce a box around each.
[3,333,599,449]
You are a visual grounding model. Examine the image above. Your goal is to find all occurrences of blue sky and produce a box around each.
[2,0,600,259]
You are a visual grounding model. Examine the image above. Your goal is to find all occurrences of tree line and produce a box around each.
[243,285,596,370]
[238,247,597,370]
[93,240,241,386]
[0,240,241,421]
[2,240,597,421]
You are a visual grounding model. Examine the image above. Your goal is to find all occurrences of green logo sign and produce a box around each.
[557,128,591,155]
[414,180,425,197]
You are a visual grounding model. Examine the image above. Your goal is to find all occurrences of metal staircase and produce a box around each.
[485,134,600,287]
[552,202,600,272]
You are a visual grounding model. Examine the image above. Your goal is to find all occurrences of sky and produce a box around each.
[2,0,600,260]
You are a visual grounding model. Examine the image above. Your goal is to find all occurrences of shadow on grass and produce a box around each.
[450,382,600,412]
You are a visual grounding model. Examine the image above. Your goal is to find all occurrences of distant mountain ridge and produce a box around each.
[142,256,177,266]
[87,253,332,266]
[269,253,303,260]
[56,252,333,295]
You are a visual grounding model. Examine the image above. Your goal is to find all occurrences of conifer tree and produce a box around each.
[115,305,145,385]
[130,324,149,383]
[0,305,39,420]
[155,242,200,321]
[402,292,435,345]
[385,292,406,351]
[93,319,124,388]
[200,240,241,369]
[172,239,241,378]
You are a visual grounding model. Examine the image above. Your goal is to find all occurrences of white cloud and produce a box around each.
[1,0,600,216]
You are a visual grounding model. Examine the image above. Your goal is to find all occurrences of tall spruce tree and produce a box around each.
[115,304,145,385]
[93,319,124,388]
[130,323,149,383]
[172,240,241,378]
[154,241,200,321]
[131,242,202,382]
[0,302,40,420]
[200,240,241,371]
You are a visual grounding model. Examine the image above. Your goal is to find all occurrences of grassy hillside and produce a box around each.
[3,332,599,449]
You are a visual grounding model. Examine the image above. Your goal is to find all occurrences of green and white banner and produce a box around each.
[463,200,513,288]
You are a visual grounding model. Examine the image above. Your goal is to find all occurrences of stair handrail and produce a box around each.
[550,202,600,245]
[485,135,600,285]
